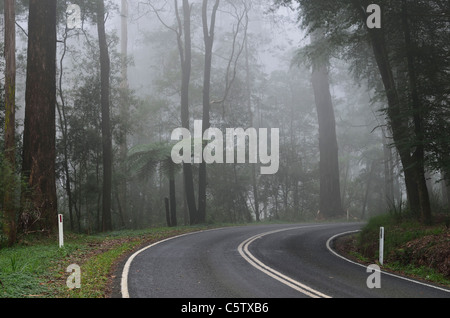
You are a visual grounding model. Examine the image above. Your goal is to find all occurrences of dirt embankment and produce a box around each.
[391,232,450,277]
[334,230,450,280]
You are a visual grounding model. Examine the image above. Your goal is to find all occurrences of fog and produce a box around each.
[1,0,448,234]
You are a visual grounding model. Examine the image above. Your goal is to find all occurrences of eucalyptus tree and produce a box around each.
[96,0,113,231]
[274,0,449,223]
[21,0,58,233]
[118,0,130,230]
[3,0,16,245]
[147,0,199,224]
[310,29,344,219]
[52,0,138,232]
[198,0,220,224]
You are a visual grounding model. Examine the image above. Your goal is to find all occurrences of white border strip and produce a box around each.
[326,230,450,294]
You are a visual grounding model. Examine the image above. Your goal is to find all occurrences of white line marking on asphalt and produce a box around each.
[238,225,332,299]
[121,229,223,298]
[326,231,450,294]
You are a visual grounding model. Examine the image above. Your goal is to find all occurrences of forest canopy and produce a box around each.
[1,0,449,246]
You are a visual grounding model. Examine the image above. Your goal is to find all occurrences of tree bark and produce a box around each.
[3,0,16,245]
[97,0,113,232]
[22,0,58,234]
[351,0,431,223]
[401,1,431,224]
[361,161,375,219]
[119,0,129,227]
[165,197,171,227]
[198,0,220,224]
[310,30,344,219]
[369,26,420,216]
[244,18,260,222]
[56,23,75,232]
[169,166,177,227]
[442,172,450,209]
[382,126,395,207]
[175,0,197,224]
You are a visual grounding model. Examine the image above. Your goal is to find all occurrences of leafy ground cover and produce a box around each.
[335,214,450,287]
[0,225,217,298]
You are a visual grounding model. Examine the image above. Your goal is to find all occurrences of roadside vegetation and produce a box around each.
[1,215,449,298]
[0,225,220,298]
[338,212,450,287]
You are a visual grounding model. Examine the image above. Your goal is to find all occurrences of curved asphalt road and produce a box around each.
[120,223,450,298]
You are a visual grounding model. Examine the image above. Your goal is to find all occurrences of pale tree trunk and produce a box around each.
[56,23,75,231]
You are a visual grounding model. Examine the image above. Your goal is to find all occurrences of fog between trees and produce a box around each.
[1,0,449,243]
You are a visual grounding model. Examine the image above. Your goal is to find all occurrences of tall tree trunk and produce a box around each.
[382,126,395,207]
[361,161,375,219]
[198,0,220,224]
[56,24,75,232]
[310,30,344,219]
[365,24,420,213]
[351,0,430,223]
[3,0,16,246]
[165,197,171,227]
[340,158,350,209]
[441,172,450,209]
[169,166,177,227]
[97,0,113,232]
[22,0,58,234]
[244,21,260,222]
[119,0,129,227]
[401,1,431,224]
[176,0,197,224]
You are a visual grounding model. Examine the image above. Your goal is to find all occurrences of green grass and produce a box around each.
[358,214,445,258]
[0,243,71,297]
[386,262,449,284]
[0,225,220,298]
[3,217,448,298]
[55,240,141,298]
[354,213,450,286]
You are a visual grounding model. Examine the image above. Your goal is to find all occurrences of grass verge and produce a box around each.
[336,213,450,287]
[0,225,219,298]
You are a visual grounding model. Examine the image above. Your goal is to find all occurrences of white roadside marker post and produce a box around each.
[379,227,384,266]
[58,214,64,248]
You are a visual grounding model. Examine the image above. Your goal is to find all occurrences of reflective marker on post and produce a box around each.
[58,214,64,248]
[379,227,384,266]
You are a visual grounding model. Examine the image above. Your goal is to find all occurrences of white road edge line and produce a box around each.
[238,225,332,299]
[122,224,450,298]
[121,228,224,298]
[326,230,450,294]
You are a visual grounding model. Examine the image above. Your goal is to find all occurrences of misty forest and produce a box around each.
[0,0,449,247]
